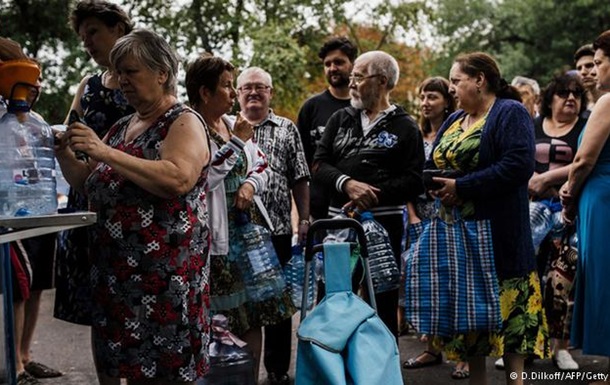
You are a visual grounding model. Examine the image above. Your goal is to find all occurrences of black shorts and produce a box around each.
[21,233,56,291]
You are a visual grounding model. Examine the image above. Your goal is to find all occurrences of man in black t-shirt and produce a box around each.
[297,37,357,220]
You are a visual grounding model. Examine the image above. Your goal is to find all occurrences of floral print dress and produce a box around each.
[431,115,550,361]
[55,73,134,325]
[85,103,211,381]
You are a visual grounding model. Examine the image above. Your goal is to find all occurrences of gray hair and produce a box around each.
[511,76,540,96]
[109,29,179,95]
[236,66,273,88]
[356,51,400,90]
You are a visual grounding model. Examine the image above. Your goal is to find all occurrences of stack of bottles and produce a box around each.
[199,314,255,385]
[360,211,400,293]
[233,212,286,302]
[0,59,57,218]
[283,244,316,310]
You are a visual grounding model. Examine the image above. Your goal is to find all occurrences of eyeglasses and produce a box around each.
[555,89,583,99]
[348,74,381,85]
[237,84,271,93]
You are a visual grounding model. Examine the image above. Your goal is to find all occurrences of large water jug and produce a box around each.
[232,212,286,302]
[283,244,316,310]
[197,314,255,385]
[0,103,57,217]
[360,211,400,293]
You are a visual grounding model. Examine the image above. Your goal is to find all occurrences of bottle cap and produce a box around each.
[0,60,40,103]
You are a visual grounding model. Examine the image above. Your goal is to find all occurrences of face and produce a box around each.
[115,54,167,108]
[203,70,236,117]
[576,55,597,90]
[448,63,479,112]
[323,49,352,88]
[78,17,124,67]
[26,77,42,106]
[594,48,610,91]
[349,59,380,110]
[516,84,537,117]
[237,72,272,120]
[550,85,582,119]
[419,90,448,121]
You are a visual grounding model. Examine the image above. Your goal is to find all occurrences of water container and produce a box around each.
[198,314,255,385]
[0,104,57,217]
[232,212,286,302]
[283,244,316,309]
[360,211,400,293]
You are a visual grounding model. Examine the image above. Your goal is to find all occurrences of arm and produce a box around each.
[207,136,245,191]
[456,104,535,199]
[67,112,210,198]
[292,178,310,243]
[562,94,610,214]
[63,75,90,124]
[528,166,570,198]
[54,134,93,194]
[234,141,269,210]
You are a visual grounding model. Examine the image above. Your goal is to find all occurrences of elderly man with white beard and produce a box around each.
[312,50,424,338]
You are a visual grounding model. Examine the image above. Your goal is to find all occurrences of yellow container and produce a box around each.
[0,59,40,101]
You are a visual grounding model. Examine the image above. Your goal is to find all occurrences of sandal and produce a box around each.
[17,371,41,385]
[451,363,470,380]
[402,350,443,369]
[24,361,62,378]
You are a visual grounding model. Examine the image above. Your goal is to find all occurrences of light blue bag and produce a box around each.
[295,243,403,385]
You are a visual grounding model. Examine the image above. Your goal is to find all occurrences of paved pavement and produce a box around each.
[24,290,610,384]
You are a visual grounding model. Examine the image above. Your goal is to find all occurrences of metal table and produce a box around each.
[0,212,96,385]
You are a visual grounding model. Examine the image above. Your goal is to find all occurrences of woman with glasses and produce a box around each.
[526,73,587,371]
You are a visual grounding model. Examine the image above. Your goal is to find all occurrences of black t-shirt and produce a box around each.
[297,89,351,219]
[534,115,587,183]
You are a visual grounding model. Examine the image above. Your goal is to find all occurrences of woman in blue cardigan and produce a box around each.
[427,52,549,385]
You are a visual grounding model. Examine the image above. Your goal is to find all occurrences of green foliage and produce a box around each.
[429,0,610,86]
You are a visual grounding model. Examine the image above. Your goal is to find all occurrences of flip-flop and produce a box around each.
[24,361,62,378]
[402,350,443,369]
[451,366,470,380]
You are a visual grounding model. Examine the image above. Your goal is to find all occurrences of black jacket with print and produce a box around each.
[313,105,424,209]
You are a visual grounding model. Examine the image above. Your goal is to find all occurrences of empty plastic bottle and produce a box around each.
[360,211,400,293]
[232,212,286,302]
[283,244,316,309]
[0,101,57,217]
[198,314,255,385]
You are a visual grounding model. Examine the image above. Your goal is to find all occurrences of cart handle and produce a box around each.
[304,218,370,262]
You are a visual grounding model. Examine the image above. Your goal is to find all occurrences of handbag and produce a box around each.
[403,205,502,337]
[543,225,577,339]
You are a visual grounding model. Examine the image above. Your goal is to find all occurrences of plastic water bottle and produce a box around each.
[529,201,553,250]
[198,314,255,385]
[233,212,286,302]
[0,104,57,217]
[283,244,315,309]
[360,211,400,293]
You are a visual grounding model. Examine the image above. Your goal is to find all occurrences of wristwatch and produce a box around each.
[299,219,311,226]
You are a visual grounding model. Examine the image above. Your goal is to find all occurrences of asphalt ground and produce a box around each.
[17,290,610,385]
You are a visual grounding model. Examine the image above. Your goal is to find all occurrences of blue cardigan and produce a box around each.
[427,98,536,279]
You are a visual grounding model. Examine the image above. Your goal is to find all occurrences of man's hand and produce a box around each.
[233,113,254,142]
[234,183,255,210]
[343,179,380,211]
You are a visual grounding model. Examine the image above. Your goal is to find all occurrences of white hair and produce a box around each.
[511,76,540,96]
[236,66,273,88]
[355,51,400,90]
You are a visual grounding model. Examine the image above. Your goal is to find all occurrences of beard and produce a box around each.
[350,89,377,110]
[327,72,350,88]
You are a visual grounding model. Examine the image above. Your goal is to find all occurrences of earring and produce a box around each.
[444,108,449,115]
[477,86,481,94]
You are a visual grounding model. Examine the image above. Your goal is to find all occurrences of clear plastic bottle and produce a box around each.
[359,211,400,293]
[198,314,255,385]
[0,103,57,217]
[284,244,315,309]
[233,212,286,302]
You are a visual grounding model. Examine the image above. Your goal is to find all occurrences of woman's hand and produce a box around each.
[65,122,110,162]
[560,181,576,224]
[429,177,462,206]
[233,114,254,142]
[234,183,255,210]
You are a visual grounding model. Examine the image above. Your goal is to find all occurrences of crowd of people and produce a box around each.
[2,1,610,384]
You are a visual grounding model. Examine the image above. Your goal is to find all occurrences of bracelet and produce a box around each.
[299,219,311,226]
